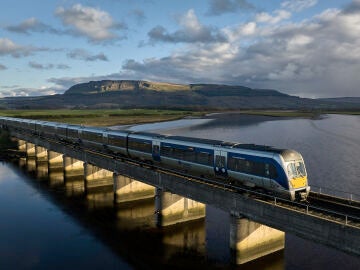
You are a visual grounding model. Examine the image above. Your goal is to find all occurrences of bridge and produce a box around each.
[1,118,360,264]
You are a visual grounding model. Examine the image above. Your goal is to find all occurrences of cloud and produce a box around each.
[28,61,70,70]
[0,85,64,98]
[5,17,61,35]
[0,38,38,57]
[206,0,254,15]
[119,2,360,98]
[67,49,108,61]
[55,4,127,43]
[146,9,227,44]
[256,9,292,24]
[0,64,7,70]
[281,0,317,12]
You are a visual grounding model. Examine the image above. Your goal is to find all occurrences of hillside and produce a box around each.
[64,80,288,97]
[1,80,359,110]
[65,80,191,94]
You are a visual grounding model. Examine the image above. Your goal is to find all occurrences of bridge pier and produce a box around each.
[35,146,48,162]
[63,155,84,177]
[155,187,205,227]
[46,151,64,186]
[230,214,285,264]
[48,151,63,170]
[113,173,155,204]
[84,162,113,192]
[63,155,84,196]
[18,139,27,153]
[26,142,36,157]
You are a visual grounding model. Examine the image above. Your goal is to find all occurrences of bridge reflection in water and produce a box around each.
[14,138,285,267]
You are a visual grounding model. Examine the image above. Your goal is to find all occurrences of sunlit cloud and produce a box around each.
[55,4,127,43]
[0,38,36,58]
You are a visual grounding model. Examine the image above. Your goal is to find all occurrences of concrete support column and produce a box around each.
[48,150,63,170]
[230,215,285,264]
[84,162,113,191]
[113,172,155,203]
[47,151,64,187]
[63,155,84,177]
[18,139,27,152]
[63,155,84,196]
[155,188,205,227]
[26,142,36,157]
[35,146,48,162]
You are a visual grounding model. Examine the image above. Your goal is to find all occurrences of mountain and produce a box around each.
[64,80,288,97]
[65,80,190,94]
[1,80,359,110]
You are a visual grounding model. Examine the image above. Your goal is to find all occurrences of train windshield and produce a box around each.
[287,161,306,178]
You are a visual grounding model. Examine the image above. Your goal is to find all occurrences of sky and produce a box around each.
[0,0,359,98]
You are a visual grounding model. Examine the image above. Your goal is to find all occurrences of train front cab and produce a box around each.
[281,150,310,201]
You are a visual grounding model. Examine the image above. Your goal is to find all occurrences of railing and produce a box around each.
[311,185,360,202]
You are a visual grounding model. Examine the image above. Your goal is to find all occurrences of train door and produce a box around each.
[214,149,228,176]
[152,140,161,162]
[102,133,108,147]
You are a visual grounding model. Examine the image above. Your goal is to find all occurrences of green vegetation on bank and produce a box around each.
[0,109,358,127]
[0,109,205,126]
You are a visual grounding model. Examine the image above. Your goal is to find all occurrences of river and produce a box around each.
[0,113,359,269]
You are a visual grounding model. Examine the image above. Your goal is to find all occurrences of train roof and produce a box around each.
[167,135,223,146]
[231,143,283,153]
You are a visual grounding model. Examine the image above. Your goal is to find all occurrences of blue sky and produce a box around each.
[0,0,359,98]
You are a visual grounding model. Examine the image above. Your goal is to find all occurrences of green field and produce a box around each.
[0,109,204,126]
[0,109,358,127]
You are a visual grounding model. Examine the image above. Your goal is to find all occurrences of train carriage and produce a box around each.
[105,130,128,156]
[78,126,108,151]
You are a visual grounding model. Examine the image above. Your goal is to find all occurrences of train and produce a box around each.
[0,116,310,201]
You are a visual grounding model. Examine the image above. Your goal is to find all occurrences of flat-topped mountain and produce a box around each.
[1,80,359,110]
[65,80,288,97]
[65,80,190,94]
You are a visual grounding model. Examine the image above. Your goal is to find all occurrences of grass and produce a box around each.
[1,109,358,127]
[0,109,205,126]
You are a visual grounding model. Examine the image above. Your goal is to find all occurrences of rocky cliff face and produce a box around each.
[65,80,150,94]
[65,80,192,94]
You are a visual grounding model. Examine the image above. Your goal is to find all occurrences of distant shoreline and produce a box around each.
[0,109,358,127]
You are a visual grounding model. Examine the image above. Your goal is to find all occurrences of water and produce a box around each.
[0,163,132,270]
[0,114,359,269]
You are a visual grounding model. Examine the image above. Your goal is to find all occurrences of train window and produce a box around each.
[228,157,270,177]
[252,162,265,176]
[67,129,79,138]
[129,139,152,153]
[196,152,213,166]
[82,131,102,142]
[287,161,306,178]
[183,148,195,162]
[173,148,185,159]
[266,163,278,178]
[108,135,126,148]
[161,145,173,157]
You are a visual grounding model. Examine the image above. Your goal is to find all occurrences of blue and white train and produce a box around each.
[0,116,310,201]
